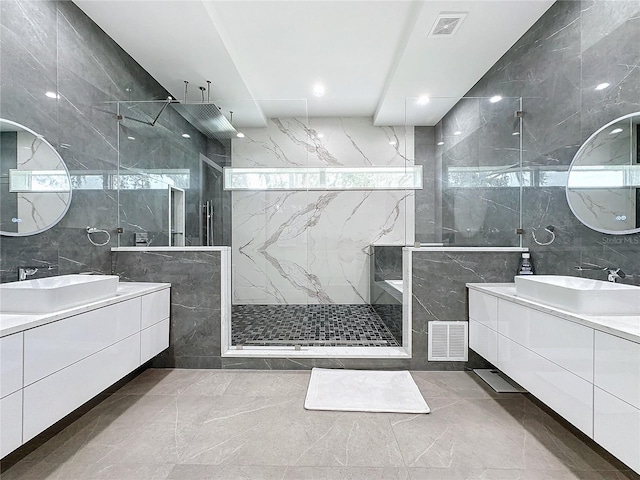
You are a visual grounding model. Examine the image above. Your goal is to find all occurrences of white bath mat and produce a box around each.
[304,368,430,414]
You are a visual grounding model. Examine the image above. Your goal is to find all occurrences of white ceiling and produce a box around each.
[74,0,555,127]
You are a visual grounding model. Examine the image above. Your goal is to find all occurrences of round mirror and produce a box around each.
[566,112,640,234]
[0,119,72,236]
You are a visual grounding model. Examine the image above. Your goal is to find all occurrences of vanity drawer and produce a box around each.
[595,331,640,409]
[497,300,593,382]
[0,333,23,398]
[24,297,141,386]
[141,289,170,329]
[594,386,640,472]
[0,390,23,458]
[468,290,498,330]
[23,332,140,442]
[141,317,170,364]
[498,335,593,437]
[469,319,497,366]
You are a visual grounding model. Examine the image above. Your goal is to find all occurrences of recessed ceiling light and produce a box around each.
[595,82,610,91]
[236,132,245,138]
[45,91,59,99]
[610,128,623,135]
[437,141,445,146]
[489,95,502,103]
[181,133,191,138]
[453,131,462,136]
[313,84,325,97]
[417,96,430,106]
[127,136,135,140]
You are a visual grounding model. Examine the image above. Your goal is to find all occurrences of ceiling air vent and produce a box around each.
[429,13,467,37]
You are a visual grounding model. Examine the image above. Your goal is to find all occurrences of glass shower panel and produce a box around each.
[422,96,523,247]
[200,153,230,247]
[116,100,231,247]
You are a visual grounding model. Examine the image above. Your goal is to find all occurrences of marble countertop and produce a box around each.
[0,282,170,338]
[467,283,640,344]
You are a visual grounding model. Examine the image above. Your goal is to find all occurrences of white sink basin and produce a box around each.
[0,275,119,314]
[514,275,640,315]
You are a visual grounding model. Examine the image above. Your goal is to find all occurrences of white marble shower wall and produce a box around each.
[232,117,415,305]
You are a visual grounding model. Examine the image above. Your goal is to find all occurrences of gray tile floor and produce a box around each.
[2,369,638,480]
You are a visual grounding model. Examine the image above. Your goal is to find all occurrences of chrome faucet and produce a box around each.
[574,264,626,283]
[606,268,626,283]
[18,267,39,281]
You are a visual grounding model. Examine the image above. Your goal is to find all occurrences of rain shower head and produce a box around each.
[173,80,238,141]
[170,102,238,141]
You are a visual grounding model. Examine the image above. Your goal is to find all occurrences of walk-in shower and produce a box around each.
[109,96,524,359]
[223,100,418,355]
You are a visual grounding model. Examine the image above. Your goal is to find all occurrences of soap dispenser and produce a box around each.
[517,252,534,275]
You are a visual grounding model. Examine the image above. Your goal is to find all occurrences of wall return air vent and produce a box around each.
[429,13,467,37]
[428,321,468,361]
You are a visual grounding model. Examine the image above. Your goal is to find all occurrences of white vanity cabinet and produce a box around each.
[496,299,595,436]
[0,283,170,458]
[593,331,640,471]
[140,289,171,364]
[0,333,24,458]
[23,334,142,441]
[23,297,142,386]
[497,300,594,381]
[1,333,23,397]
[497,332,593,436]
[0,390,23,458]
[468,283,640,474]
[468,290,498,365]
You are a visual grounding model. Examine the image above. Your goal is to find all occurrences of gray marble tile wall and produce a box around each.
[112,250,223,368]
[411,250,522,370]
[441,187,520,246]
[414,127,437,243]
[0,0,230,283]
[438,0,640,281]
